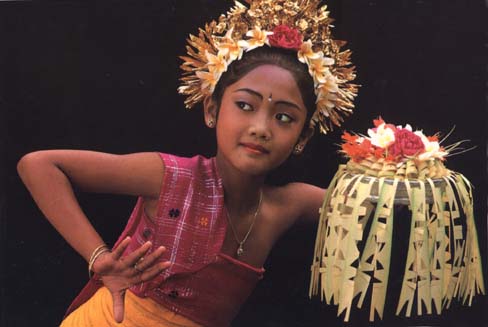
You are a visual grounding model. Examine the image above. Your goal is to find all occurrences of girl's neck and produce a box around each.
[215,152,265,215]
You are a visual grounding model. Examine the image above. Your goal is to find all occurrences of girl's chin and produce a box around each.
[217,150,287,177]
[235,158,287,178]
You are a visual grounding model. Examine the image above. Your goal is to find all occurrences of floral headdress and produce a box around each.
[178,0,359,134]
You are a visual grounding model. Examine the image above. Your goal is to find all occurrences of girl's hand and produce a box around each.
[92,236,171,323]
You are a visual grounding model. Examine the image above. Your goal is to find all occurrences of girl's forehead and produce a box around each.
[227,64,305,108]
[231,65,301,94]
[242,64,294,79]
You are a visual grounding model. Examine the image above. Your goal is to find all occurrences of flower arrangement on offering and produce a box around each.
[309,118,485,322]
[340,117,450,180]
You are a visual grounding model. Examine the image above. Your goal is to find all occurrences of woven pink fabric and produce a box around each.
[127,153,229,290]
[66,154,264,326]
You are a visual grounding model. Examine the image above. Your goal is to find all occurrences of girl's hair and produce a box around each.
[211,46,316,133]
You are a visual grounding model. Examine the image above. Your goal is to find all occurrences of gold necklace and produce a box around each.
[224,190,263,257]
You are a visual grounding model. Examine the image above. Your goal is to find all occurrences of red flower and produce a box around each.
[373,146,384,159]
[373,116,385,127]
[341,132,358,143]
[342,138,375,162]
[388,129,425,158]
[268,25,303,50]
[371,116,397,134]
[427,135,439,142]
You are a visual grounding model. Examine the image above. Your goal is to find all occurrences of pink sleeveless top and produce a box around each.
[66,153,265,327]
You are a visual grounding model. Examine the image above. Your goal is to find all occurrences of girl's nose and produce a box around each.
[248,111,272,141]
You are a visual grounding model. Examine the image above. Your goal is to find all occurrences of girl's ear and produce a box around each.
[293,126,315,155]
[203,96,218,128]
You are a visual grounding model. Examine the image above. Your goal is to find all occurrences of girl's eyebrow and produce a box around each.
[234,87,263,99]
[233,88,302,111]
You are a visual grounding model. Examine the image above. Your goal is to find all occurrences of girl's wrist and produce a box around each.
[88,244,110,278]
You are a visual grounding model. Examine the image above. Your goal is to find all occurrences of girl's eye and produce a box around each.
[236,101,253,111]
[275,113,294,123]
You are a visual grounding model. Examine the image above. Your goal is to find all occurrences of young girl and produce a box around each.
[17,1,357,326]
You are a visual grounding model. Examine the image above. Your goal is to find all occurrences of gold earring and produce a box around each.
[294,144,304,154]
[207,119,215,127]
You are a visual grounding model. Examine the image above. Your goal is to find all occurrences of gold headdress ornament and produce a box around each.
[178,0,359,134]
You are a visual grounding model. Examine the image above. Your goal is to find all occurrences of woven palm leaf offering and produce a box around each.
[309,117,485,322]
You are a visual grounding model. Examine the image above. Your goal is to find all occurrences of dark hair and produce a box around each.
[211,46,316,132]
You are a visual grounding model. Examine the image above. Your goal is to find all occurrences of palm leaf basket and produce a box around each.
[309,165,485,322]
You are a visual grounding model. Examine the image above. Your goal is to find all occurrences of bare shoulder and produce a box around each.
[18,150,165,199]
[284,182,326,223]
[265,182,326,226]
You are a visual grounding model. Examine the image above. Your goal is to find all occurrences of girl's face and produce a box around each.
[206,64,312,177]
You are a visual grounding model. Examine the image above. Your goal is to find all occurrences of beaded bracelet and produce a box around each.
[88,244,110,278]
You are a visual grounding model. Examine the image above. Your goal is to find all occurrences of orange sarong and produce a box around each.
[60,287,202,327]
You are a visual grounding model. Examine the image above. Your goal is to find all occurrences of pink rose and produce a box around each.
[268,25,303,50]
[388,128,425,158]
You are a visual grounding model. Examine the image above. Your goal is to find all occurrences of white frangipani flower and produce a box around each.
[297,39,323,63]
[414,131,448,160]
[217,28,244,61]
[237,26,273,52]
[367,123,396,148]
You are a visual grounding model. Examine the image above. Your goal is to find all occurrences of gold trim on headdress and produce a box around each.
[178,0,359,134]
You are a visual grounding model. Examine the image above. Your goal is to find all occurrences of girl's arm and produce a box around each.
[17,150,168,322]
[291,182,326,224]
[17,150,163,261]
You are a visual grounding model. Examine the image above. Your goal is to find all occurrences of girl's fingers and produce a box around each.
[133,261,171,284]
[123,241,152,267]
[111,290,127,323]
[111,237,132,260]
[132,246,166,271]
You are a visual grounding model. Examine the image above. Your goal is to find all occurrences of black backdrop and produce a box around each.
[1,0,487,326]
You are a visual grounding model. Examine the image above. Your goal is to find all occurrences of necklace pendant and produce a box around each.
[237,244,244,257]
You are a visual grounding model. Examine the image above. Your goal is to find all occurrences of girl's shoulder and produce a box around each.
[264,182,325,224]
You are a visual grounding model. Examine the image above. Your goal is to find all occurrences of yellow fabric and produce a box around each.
[60,287,203,327]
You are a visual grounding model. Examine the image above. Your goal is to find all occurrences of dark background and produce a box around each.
[1,0,487,326]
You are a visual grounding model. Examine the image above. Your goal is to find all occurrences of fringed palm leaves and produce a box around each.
[310,167,485,322]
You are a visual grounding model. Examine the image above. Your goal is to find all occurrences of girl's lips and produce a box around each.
[240,142,270,154]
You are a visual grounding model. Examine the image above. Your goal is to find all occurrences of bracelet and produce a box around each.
[88,244,110,279]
